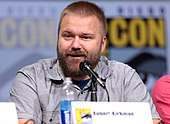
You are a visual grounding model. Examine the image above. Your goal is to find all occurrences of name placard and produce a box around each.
[71,102,152,124]
[0,102,18,124]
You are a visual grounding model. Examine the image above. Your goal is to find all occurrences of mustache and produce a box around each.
[66,51,87,56]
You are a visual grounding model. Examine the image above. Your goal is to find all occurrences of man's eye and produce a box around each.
[81,36,92,40]
[63,34,73,39]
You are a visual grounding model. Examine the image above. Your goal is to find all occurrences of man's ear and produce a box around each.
[101,36,107,53]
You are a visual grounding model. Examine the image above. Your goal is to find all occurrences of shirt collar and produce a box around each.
[45,58,64,81]
[45,56,112,83]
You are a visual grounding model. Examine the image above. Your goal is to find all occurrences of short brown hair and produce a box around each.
[58,1,106,37]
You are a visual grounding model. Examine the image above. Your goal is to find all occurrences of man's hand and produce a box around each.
[18,119,35,124]
[153,119,163,124]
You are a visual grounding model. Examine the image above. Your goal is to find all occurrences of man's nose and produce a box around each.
[71,36,82,49]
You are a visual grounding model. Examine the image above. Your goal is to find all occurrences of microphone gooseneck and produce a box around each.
[79,60,110,102]
[79,60,106,89]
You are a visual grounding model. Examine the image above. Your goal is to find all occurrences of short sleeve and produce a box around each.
[123,66,160,119]
[9,71,42,123]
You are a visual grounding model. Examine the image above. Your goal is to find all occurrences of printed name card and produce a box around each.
[71,101,152,124]
[0,102,18,124]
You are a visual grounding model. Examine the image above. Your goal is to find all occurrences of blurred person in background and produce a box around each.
[152,75,170,124]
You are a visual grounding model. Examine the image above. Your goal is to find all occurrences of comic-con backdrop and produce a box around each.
[0,1,169,101]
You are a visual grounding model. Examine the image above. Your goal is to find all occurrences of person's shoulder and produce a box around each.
[159,75,170,81]
[99,56,137,80]
[152,75,170,92]
[156,75,170,84]
[19,57,57,72]
[100,56,132,68]
[99,56,135,75]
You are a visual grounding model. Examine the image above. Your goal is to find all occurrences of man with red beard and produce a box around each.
[9,1,161,124]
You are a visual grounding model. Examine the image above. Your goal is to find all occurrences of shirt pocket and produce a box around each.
[42,110,60,124]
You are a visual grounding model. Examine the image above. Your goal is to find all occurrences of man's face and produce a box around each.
[57,13,106,80]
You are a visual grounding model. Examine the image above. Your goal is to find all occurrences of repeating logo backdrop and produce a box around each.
[0,1,169,101]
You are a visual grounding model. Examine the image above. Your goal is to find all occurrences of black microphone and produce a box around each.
[79,60,106,89]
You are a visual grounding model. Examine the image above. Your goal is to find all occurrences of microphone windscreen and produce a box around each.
[79,60,92,71]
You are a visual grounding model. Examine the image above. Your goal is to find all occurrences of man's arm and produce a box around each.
[9,72,41,123]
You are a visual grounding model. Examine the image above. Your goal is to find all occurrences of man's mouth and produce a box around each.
[68,54,85,58]
[69,54,84,57]
[66,54,86,61]
[67,52,86,56]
